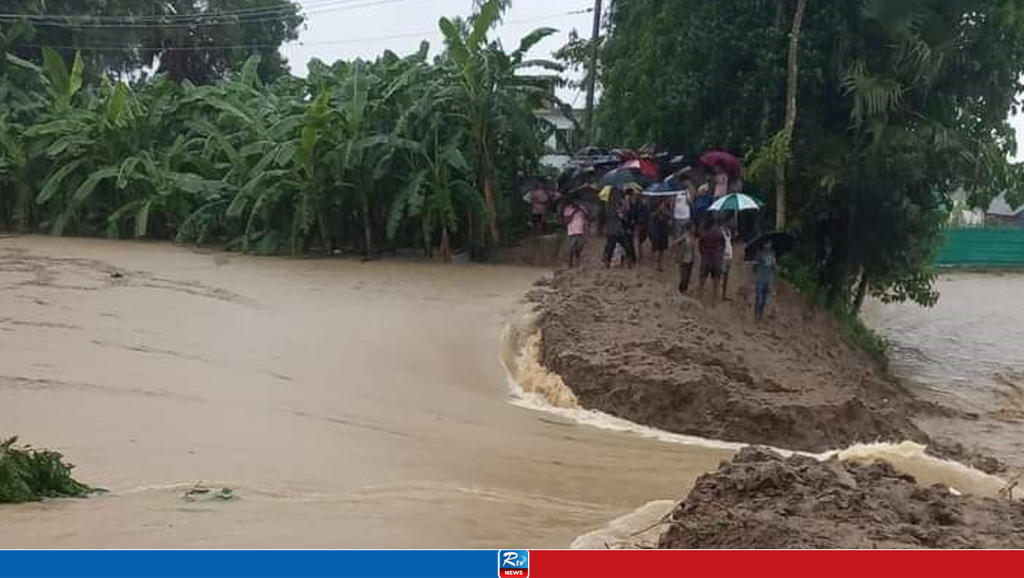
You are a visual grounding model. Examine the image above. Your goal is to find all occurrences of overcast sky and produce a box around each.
[282,0,594,105]
[280,0,1024,160]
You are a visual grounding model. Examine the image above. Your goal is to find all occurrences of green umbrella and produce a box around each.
[709,193,762,212]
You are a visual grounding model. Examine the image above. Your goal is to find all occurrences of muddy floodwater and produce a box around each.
[1,237,1018,548]
[864,273,1024,470]
[0,236,733,548]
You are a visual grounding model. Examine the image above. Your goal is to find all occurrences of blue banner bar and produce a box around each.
[0,550,504,578]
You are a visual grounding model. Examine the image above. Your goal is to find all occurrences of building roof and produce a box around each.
[987,192,1024,217]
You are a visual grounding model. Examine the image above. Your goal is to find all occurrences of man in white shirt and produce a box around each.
[673,183,692,239]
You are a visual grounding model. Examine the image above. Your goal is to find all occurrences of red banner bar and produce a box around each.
[530,550,1024,578]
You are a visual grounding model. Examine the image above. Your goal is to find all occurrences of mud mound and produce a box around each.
[659,447,1024,549]
[499,235,568,267]
[528,262,933,453]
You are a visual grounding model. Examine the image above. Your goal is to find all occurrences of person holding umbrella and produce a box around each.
[698,215,727,299]
[648,198,672,272]
[744,232,794,321]
[753,242,776,321]
[672,178,694,240]
[562,193,591,269]
[700,151,742,198]
[692,183,713,227]
[711,166,730,199]
[528,181,552,235]
[602,187,637,268]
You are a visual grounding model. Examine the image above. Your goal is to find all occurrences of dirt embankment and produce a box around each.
[527,259,939,453]
[659,447,1024,549]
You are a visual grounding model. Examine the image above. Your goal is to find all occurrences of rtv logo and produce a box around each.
[498,550,529,578]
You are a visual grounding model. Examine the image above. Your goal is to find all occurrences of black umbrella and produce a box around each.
[642,180,686,197]
[744,232,796,261]
[565,183,601,205]
[601,167,649,189]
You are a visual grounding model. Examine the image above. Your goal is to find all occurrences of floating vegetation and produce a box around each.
[0,437,97,503]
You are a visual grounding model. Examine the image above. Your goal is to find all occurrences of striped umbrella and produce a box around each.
[709,193,762,212]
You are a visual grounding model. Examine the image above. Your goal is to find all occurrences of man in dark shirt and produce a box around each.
[602,189,637,268]
[698,216,726,298]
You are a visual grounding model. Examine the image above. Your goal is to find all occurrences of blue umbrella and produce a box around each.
[601,167,649,189]
[643,181,686,197]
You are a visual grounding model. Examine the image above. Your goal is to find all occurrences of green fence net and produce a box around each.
[938,227,1024,267]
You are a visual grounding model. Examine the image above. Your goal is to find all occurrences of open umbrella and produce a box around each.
[566,183,601,204]
[643,181,686,197]
[700,150,742,178]
[601,167,648,189]
[613,148,639,161]
[744,232,796,261]
[709,193,762,212]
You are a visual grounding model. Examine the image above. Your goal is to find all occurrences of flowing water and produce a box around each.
[0,236,735,548]
[0,237,1016,549]
[864,273,1024,471]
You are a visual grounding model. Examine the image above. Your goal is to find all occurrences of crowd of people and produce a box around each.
[528,164,778,322]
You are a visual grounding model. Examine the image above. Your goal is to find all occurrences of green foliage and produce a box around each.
[0,11,558,259]
[837,308,891,363]
[781,261,890,362]
[598,0,1024,311]
[1,0,303,83]
[0,437,95,503]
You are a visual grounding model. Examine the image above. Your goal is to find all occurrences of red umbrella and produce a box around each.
[638,158,661,179]
[700,151,742,178]
[621,158,661,180]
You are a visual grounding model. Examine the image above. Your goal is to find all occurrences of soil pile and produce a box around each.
[659,447,1024,549]
[527,260,937,453]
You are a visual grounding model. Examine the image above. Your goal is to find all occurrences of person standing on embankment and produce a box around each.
[754,242,776,321]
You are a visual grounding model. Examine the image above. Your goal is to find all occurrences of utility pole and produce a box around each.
[584,0,603,145]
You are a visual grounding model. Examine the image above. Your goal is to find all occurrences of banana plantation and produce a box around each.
[0,1,560,259]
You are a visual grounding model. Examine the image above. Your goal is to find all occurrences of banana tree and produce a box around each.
[388,125,482,262]
[28,50,147,235]
[106,139,226,239]
[438,0,562,249]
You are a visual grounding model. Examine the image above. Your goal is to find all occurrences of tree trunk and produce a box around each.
[317,211,332,254]
[852,269,870,315]
[360,190,374,256]
[760,0,788,142]
[480,150,501,248]
[440,226,452,263]
[422,215,432,258]
[775,0,809,231]
[14,181,31,232]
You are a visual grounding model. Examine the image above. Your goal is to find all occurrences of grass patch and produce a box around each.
[833,307,890,364]
[781,263,890,364]
[0,437,97,503]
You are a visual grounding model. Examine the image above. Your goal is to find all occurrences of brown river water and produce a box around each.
[863,273,1024,471]
[0,237,1017,548]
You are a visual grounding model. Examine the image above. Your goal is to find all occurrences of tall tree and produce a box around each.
[774,0,809,231]
[0,0,302,83]
[598,0,1024,311]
